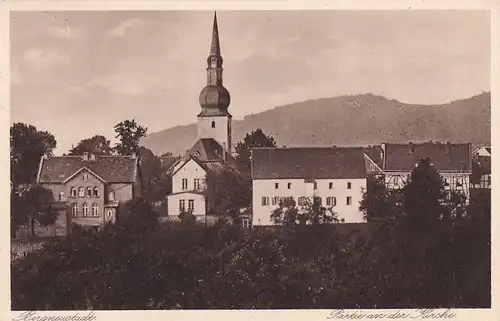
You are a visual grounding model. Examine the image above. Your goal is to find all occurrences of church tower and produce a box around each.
[198,12,232,153]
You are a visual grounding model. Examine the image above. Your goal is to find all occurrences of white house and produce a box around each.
[376,142,472,200]
[166,13,239,220]
[251,147,368,226]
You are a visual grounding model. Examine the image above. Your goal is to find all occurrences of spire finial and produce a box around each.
[210,11,221,56]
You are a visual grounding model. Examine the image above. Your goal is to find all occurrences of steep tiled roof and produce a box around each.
[38,155,138,183]
[251,147,367,180]
[383,142,471,172]
[186,138,226,162]
[363,145,384,168]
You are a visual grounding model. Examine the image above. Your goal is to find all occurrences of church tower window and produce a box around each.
[211,121,216,128]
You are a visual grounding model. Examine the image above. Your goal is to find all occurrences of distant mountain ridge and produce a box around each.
[141,92,491,156]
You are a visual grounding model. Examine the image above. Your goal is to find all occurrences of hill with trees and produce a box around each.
[141,92,490,156]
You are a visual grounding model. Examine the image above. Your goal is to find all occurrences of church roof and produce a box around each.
[37,155,138,184]
[172,138,239,176]
[210,11,221,57]
[251,147,367,180]
[382,142,471,172]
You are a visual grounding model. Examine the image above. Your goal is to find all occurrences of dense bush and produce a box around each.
[11,159,490,310]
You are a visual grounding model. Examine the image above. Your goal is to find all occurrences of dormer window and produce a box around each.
[109,191,115,201]
[211,121,216,128]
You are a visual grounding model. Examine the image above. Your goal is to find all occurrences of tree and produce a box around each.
[113,119,147,156]
[138,147,172,204]
[235,128,277,175]
[204,167,252,217]
[359,174,402,223]
[18,185,58,237]
[270,197,338,226]
[68,135,113,156]
[10,123,57,185]
[118,198,158,233]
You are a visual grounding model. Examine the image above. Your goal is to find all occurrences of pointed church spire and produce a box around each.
[210,12,221,56]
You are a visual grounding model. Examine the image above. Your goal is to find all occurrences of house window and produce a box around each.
[242,217,251,228]
[71,203,78,216]
[329,182,333,189]
[457,178,463,187]
[82,203,89,216]
[194,178,201,190]
[179,199,186,212]
[188,199,195,211]
[288,182,292,189]
[346,196,352,206]
[347,182,352,189]
[93,187,100,198]
[182,178,188,190]
[314,196,322,206]
[326,196,337,207]
[261,197,269,206]
[444,178,450,186]
[314,182,318,190]
[275,182,279,189]
[272,196,279,206]
[109,191,115,201]
[106,209,113,219]
[211,121,216,128]
[78,187,85,197]
[83,173,88,181]
[298,196,307,206]
[369,164,375,172]
[86,187,92,198]
[92,203,99,216]
[70,187,77,198]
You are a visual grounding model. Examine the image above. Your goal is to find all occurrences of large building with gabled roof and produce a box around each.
[37,152,142,230]
[251,147,369,226]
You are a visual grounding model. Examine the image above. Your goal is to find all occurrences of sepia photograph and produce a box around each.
[8,8,492,313]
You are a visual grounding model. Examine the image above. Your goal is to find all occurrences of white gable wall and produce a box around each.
[167,192,206,216]
[252,178,366,226]
[172,158,207,194]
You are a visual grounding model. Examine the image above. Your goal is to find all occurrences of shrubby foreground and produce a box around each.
[11,158,490,310]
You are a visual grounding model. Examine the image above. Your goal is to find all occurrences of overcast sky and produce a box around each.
[10,10,490,154]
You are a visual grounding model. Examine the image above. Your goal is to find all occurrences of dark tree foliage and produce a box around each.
[68,135,113,156]
[117,198,159,233]
[205,168,251,217]
[178,210,197,226]
[235,128,277,175]
[271,197,338,227]
[12,185,58,237]
[113,119,147,156]
[11,157,490,310]
[138,147,172,203]
[359,174,402,223]
[10,123,57,185]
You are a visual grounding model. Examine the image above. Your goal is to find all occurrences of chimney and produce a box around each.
[445,142,451,156]
[82,152,89,161]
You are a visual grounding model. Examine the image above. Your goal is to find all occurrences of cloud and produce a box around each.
[46,25,81,39]
[108,18,145,38]
[86,75,146,95]
[22,47,69,67]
